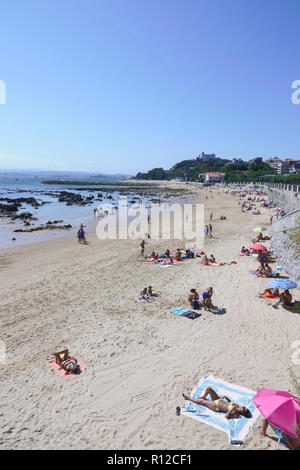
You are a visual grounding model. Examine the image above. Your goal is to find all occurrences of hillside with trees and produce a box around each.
[135,157,276,182]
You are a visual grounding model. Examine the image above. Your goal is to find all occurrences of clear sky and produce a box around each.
[0,0,300,174]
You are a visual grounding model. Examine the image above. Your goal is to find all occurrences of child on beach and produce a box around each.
[77,225,86,244]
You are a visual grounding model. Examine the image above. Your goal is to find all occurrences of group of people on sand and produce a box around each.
[255,262,272,277]
[252,232,271,243]
[259,287,294,307]
[140,286,160,301]
[205,224,213,238]
[201,254,216,265]
[188,287,213,311]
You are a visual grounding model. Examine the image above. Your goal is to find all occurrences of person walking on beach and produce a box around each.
[210,213,213,222]
[209,224,213,238]
[77,224,86,244]
[140,239,146,255]
[205,225,209,237]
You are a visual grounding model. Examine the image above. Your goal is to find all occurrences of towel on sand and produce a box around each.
[48,359,85,377]
[181,374,260,446]
[170,308,201,320]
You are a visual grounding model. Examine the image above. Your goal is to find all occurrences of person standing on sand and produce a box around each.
[210,213,213,222]
[205,225,209,237]
[209,224,213,238]
[140,239,146,255]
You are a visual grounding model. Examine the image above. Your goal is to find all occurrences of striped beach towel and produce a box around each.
[181,374,260,445]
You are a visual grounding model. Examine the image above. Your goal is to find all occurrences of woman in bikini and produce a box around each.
[183,387,252,419]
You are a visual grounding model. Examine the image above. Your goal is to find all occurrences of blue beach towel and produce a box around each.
[181,374,260,446]
[170,308,201,319]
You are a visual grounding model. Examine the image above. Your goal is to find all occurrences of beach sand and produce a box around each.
[0,186,299,450]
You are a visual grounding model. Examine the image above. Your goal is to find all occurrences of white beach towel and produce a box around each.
[181,374,260,446]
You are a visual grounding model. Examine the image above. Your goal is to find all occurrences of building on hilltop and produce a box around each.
[249,157,263,164]
[196,152,216,162]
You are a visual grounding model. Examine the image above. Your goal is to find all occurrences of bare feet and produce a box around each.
[182,392,190,401]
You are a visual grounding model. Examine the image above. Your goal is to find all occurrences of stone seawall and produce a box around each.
[271,209,300,282]
[265,186,300,213]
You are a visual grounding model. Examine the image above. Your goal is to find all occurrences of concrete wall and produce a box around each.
[265,186,300,213]
[271,209,300,282]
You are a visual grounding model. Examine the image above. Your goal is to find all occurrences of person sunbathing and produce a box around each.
[165,249,170,258]
[182,387,252,419]
[201,255,209,265]
[259,288,280,299]
[53,349,79,374]
[175,249,181,261]
[241,246,250,255]
[151,251,158,260]
[209,254,216,263]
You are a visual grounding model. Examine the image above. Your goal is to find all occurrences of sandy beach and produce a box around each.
[1,186,299,450]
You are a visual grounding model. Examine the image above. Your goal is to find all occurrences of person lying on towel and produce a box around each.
[182,387,252,419]
[53,349,79,374]
[259,288,280,299]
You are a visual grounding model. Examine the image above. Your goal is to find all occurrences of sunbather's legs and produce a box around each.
[200,386,220,401]
[260,418,269,436]
[182,392,216,411]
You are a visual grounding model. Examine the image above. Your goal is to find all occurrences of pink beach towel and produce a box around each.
[48,359,85,378]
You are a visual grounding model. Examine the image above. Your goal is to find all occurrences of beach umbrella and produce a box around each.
[253,227,267,232]
[267,279,297,290]
[253,389,300,439]
[248,243,267,250]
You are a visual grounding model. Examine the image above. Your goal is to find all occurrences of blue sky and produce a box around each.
[0,0,300,174]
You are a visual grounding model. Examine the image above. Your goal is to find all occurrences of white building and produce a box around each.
[200,172,225,183]
[266,158,289,175]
